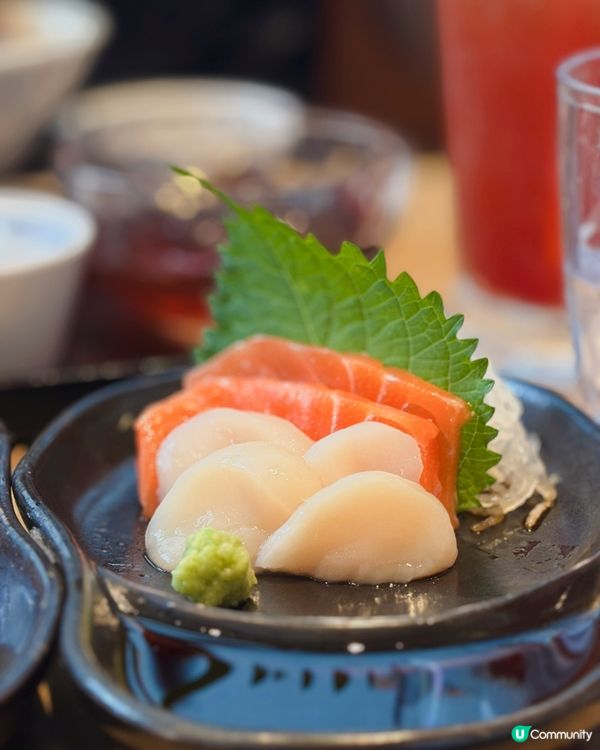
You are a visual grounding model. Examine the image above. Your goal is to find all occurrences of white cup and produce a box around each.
[0,189,95,380]
[0,0,111,172]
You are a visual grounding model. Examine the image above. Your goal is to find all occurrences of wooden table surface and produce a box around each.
[386,153,459,295]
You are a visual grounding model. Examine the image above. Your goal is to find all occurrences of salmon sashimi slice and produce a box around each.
[184,336,471,520]
[135,376,443,519]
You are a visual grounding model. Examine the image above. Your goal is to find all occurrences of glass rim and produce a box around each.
[55,106,410,168]
[557,47,600,98]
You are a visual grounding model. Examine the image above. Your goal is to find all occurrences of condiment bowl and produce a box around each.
[0,188,95,381]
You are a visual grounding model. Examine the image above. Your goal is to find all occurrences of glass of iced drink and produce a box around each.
[438,0,600,385]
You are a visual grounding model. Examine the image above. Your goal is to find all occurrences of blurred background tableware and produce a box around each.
[3,0,596,388]
[53,80,411,353]
[437,0,600,389]
[558,48,600,420]
[0,189,95,381]
[1,1,440,379]
[0,0,111,173]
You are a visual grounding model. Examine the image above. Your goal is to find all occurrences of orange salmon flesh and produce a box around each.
[135,375,444,520]
[185,336,471,522]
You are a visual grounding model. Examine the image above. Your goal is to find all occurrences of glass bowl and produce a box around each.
[54,79,411,350]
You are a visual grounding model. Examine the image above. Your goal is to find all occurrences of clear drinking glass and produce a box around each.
[558,49,600,417]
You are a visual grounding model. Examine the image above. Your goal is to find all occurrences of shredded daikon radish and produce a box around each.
[478,372,558,515]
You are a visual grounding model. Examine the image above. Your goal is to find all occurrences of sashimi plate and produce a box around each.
[13,372,600,651]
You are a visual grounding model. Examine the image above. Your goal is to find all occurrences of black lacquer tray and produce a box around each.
[0,424,61,745]
[9,373,600,748]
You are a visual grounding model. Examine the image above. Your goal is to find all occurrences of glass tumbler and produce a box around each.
[558,49,600,417]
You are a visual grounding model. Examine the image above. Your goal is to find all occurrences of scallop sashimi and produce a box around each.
[184,336,470,523]
[156,407,313,500]
[136,376,442,518]
[146,441,323,571]
[304,422,422,485]
[255,471,458,584]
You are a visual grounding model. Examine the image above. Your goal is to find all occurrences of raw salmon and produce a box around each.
[185,336,470,517]
[135,376,442,519]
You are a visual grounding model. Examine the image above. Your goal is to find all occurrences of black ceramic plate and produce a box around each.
[0,423,61,744]
[12,373,600,651]
[10,377,600,750]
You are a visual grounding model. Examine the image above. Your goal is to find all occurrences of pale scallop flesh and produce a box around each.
[304,422,422,485]
[146,441,322,571]
[255,471,457,584]
[156,407,314,499]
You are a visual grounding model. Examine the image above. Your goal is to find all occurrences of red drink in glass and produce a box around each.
[438,0,600,305]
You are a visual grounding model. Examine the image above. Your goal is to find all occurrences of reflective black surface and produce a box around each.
[5,552,596,750]
[122,611,600,733]
[0,424,61,744]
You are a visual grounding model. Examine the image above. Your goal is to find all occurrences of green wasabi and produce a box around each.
[171,528,256,607]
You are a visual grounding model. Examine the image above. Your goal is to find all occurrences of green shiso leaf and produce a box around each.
[177,170,499,511]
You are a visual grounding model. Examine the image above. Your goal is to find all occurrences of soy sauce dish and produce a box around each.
[0,423,61,743]
[12,374,600,748]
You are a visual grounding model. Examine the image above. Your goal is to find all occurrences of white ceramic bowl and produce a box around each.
[0,0,111,172]
[0,189,95,380]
